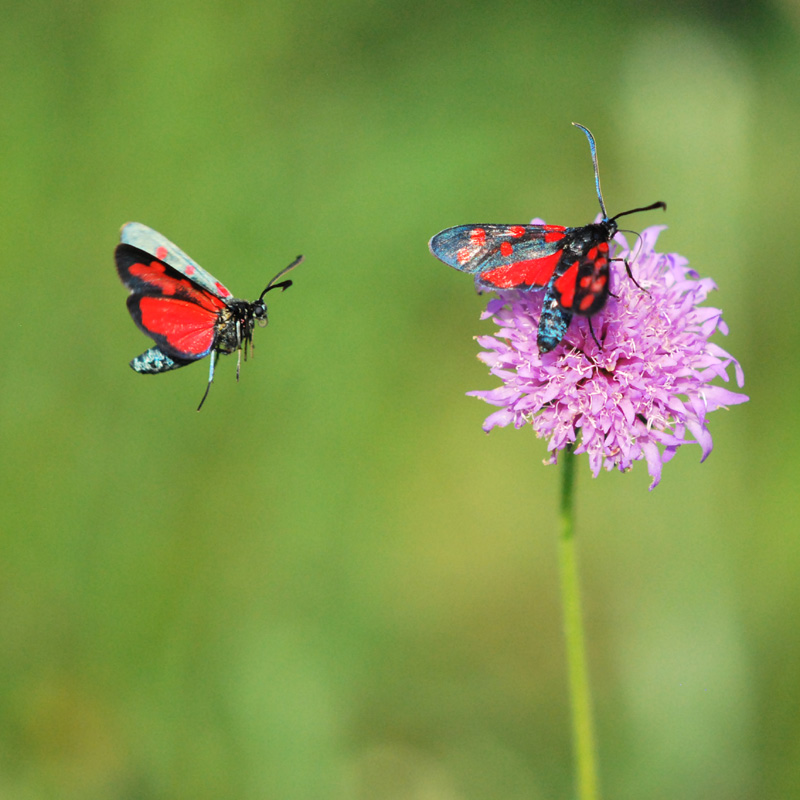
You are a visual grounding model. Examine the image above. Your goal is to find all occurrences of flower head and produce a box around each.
[469,222,748,489]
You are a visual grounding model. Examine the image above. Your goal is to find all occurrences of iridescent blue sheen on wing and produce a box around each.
[428,224,563,274]
[130,347,193,374]
[537,291,573,353]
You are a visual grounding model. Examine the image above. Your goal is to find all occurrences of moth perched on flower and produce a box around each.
[430,124,747,486]
[429,123,665,353]
[469,222,748,488]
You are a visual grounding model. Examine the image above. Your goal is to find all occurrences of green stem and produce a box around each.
[558,445,600,800]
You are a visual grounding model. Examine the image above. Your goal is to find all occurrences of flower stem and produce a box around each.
[558,445,600,800]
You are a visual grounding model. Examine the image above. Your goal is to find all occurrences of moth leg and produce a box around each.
[587,318,602,350]
[612,257,647,294]
[235,320,243,380]
[197,350,218,411]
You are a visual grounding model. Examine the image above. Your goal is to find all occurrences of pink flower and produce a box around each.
[469,223,748,489]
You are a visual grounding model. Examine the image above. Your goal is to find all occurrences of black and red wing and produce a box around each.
[116,244,227,361]
[120,222,234,300]
[548,238,611,316]
[429,224,567,290]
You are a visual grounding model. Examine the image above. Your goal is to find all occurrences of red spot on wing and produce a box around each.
[554,261,579,308]
[138,296,218,356]
[127,260,226,313]
[544,227,566,243]
[456,247,472,264]
[579,295,595,311]
[185,264,196,276]
[470,228,487,246]
[155,246,168,260]
[508,226,526,237]
[481,250,563,289]
[598,242,609,253]
[500,241,513,257]
[587,247,597,261]
[215,281,231,298]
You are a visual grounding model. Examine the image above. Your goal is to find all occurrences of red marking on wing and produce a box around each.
[470,228,487,246]
[509,225,526,237]
[185,264,196,276]
[554,261,579,308]
[215,281,231,298]
[138,296,218,356]
[544,228,566,243]
[481,250,563,289]
[500,241,513,256]
[598,242,609,253]
[587,247,597,261]
[128,260,226,313]
[155,246,168,260]
[456,247,472,264]
[579,295,594,311]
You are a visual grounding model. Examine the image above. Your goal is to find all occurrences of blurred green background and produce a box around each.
[0,0,793,797]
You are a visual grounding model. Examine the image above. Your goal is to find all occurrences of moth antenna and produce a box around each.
[572,122,608,220]
[259,255,304,301]
[611,201,666,222]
